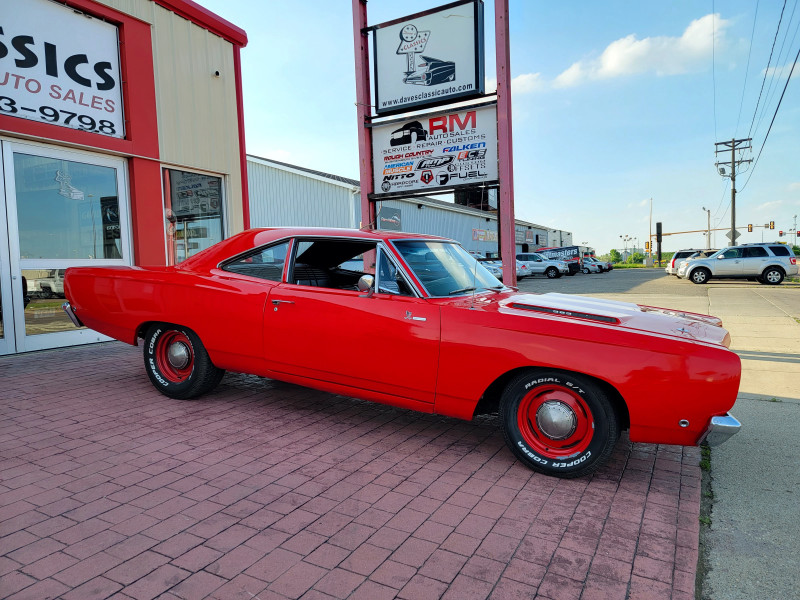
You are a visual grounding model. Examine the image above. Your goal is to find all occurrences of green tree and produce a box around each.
[609,249,622,263]
[792,245,799,257]
[627,252,644,264]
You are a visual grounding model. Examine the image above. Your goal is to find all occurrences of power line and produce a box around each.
[753,0,798,139]
[735,0,761,138]
[712,0,718,142]
[739,42,800,193]
[747,0,788,139]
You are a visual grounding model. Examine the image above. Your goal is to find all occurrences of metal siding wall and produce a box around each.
[247,161,355,228]
[96,0,244,232]
[379,200,501,254]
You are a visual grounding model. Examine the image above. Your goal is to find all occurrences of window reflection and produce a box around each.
[19,269,81,336]
[14,154,122,259]
[164,169,224,265]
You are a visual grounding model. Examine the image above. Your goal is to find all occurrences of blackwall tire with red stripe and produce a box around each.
[500,370,619,478]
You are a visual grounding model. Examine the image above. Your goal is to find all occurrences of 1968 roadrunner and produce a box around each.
[63,228,741,477]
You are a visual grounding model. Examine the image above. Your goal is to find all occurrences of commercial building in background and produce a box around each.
[247,155,569,257]
[0,0,248,355]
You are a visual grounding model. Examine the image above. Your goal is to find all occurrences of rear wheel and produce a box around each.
[500,370,620,478]
[690,268,711,284]
[143,323,224,399]
[545,267,559,279]
[762,267,784,285]
[583,268,590,274]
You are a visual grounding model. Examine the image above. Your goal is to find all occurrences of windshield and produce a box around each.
[393,240,505,296]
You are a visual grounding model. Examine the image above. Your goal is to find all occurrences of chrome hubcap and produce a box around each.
[167,341,191,369]
[536,401,577,440]
[767,272,779,282]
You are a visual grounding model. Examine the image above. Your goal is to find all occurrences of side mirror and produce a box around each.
[717,255,725,260]
[357,274,375,297]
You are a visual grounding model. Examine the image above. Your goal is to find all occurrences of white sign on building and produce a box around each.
[0,0,124,137]
[372,103,498,196]
[372,0,484,115]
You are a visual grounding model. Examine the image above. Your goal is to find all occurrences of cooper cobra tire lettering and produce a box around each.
[500,369,620,478]
[148,357,169,387]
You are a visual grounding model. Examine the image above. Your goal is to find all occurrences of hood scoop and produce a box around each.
[510,302,621,324]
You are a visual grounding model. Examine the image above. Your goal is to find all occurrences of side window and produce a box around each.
[768,245,791,257]
[377,249,414,296]
[223,241,289,282]
[720,248,742,259]
[291,239,377,290]
[744,247,768,258]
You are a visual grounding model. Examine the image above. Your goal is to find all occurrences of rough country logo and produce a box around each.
[397,24,455,86]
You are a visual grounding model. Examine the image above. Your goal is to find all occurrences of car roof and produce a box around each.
[177,227,453,271]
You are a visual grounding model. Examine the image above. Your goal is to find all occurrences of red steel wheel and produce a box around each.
[516,384,594,459]
[154,330,194,383]
[501,370,620,478]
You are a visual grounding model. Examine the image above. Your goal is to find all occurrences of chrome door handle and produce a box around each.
[271,299,294,305]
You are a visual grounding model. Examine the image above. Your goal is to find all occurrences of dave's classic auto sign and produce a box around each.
[372,0,484,115]
[0,0,124,137]
[371,103,498,196]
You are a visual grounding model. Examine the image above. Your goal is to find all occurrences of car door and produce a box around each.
[741,246,769,275]
[714,248,744,276]
[264,241,440,405]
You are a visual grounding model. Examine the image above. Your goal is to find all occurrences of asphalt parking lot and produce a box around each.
[1,267,796,600]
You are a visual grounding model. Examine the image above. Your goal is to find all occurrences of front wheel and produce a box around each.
[143,323,224,399]
[762,267,784,285]
[690,268,711,284]
[583,268,590,274]
[500,370,620,478]
[545,267,559,279]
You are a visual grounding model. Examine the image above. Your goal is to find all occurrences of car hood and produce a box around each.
[491,292,731,348]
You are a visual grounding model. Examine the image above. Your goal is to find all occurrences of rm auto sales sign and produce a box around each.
[372,103,498,196]
[372,0,484,115]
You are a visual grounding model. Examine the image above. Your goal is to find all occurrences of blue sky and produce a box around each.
[201,0,799,254]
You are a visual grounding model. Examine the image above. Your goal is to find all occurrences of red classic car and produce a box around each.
[63,228,741,478]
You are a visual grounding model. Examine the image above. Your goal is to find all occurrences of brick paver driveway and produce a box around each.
[1,342,700,599]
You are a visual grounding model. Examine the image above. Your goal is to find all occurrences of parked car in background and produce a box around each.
[676,249,718,273]
[677,243,798,285]
[665,249,706,276]
[583,257,610,273]
[479,259,528,281]
[516,252,569,279]
[63,227,742,478]
[582,260,602,274]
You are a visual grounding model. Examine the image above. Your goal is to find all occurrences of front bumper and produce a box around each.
[699,413,741,446]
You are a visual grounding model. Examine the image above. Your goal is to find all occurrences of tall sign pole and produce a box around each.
[495,0,516,285]
[352,0,376,229]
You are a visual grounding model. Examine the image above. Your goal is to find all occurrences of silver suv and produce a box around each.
[677,243,798,285]
[516,252,570,278]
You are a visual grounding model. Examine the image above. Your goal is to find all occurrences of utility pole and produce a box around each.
[701,206,711,248]
[715,138,752,246]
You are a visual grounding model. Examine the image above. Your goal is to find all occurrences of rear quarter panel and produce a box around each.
[65,266,272,374]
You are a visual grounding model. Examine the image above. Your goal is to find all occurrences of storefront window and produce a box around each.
[14,154,122,260]
[163,169,224,265]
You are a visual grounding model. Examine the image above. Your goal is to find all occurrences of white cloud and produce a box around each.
[764,63,800,80]
[554,13,730,88]
[788,182,800,191]
[755,200,783,211]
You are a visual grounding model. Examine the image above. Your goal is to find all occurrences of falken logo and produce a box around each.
[416,156,453,170]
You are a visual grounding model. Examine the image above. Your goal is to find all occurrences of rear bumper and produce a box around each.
[62,302,84,328]
[698,413,741,446]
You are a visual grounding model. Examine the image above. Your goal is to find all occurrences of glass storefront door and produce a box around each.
[0,140,131,354]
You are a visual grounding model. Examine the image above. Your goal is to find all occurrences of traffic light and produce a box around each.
[770,221,775,229]
[656,222,662,243]
[748,224,753,232]
[645,241,650,251]
[779,231,784,237]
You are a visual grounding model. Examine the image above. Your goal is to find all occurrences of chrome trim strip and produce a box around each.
[699,413,741,446]
[62,302,84,328]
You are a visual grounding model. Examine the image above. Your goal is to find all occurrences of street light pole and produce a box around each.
[702,207,711,248]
